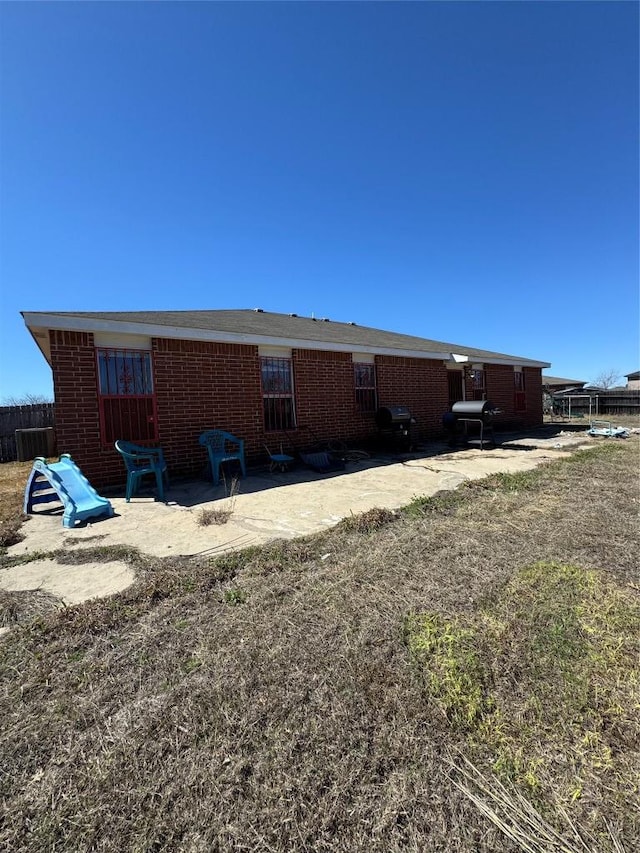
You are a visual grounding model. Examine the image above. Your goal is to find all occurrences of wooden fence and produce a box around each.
[0,403,56,463]
[550,390,640,418]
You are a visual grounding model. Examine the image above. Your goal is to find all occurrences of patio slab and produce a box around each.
[5,428,594,567]
[0,427,602,615]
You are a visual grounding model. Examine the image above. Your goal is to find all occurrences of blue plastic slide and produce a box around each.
[24,455,114,529]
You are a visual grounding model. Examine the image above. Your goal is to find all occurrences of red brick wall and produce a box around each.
[376,356,450,436]
[484,364,521,427]
[523,367,543,426]
[290,349,376,445]
[152,338,263,480]
[49,331,544,488]
[462,364,544,429]
[50,329,107,484]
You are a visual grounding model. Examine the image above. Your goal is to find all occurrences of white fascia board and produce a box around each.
[25,325,53,366]
[450,353,469,363]
[22,313,448,360]
[478,357,550,368]
[21,313,550,368]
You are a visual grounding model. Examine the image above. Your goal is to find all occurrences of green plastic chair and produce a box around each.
[199,429,246,486]
[115,440,169,502]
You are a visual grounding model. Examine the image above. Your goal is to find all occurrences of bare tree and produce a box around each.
[590,369,622,390]
[2,392,53,406]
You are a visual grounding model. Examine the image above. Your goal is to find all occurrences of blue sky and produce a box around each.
[1,1,638,400]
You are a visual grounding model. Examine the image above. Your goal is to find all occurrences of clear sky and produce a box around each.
[1,1,638,400]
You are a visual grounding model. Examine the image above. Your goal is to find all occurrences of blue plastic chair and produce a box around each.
[115,440,169,502]
[199,429,246,486]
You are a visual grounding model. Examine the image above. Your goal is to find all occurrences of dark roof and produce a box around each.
[22,309,549,366]
[624,370,640,380]
[542,375,587,387]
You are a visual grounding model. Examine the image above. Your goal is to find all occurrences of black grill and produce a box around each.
[375,406,414,451]
[443,400,501,449]
[451,400,499,419]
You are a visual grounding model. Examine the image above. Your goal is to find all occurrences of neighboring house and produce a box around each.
[624,371,640,390]
[22,309,550,487]
[541,375,587,393]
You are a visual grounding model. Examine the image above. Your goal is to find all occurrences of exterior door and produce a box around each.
[447,370,463,409]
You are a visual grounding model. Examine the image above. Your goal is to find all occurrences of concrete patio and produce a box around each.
[1,426,597,610]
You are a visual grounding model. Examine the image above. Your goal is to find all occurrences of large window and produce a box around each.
[97,348,157,444]
[261,356,296,431]
[514,370,526,412]
[354,362,377,413]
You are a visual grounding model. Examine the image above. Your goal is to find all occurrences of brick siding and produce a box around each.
[376,356,450,436]
[49,331,545,488]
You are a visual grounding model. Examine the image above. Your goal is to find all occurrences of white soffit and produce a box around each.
[94,333,152,350]
[258,345,292,358]
[29,327,52,365]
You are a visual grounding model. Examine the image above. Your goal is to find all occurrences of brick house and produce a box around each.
[624,371,640,390]
[542,375,587,392]
[22,309,550,487]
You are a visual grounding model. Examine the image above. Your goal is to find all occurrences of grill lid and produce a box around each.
[375,406,412,428]
[451,400,499,416]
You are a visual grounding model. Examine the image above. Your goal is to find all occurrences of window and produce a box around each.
[514,371,526,411]
[261,356,296,431]
[97,348,157,444]
[471,368,486,401]
[354,362,377,412]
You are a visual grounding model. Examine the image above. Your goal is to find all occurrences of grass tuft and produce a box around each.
[197,506,232,526]
[339,507,397,533]
[0,588,63,627]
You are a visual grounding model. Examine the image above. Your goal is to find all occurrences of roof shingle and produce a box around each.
[23,308,549,366]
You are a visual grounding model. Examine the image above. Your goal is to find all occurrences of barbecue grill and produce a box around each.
[375,406,415,451]
[443,400,501,449]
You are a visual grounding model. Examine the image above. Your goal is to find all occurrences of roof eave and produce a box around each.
[21,312,550,369]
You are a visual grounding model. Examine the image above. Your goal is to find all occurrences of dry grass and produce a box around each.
[197,474,241,526]
[0,459,32,547]
[0,588,63,627]
[448,754,630,853]
[0,436,638,851]
[197,506,233,526]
